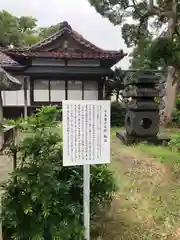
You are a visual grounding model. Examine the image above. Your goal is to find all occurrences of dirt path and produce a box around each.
[95,136,179,240]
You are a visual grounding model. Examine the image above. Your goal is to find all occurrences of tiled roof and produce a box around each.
[0,67,22,90]
[2,21,127,63]
[4,49,126,61]
[29,21,110,52]
[0,50,17,65]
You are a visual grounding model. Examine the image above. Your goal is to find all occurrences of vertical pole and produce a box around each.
[0,91,3,151]
[24,77,28,119]
[0,191,4,240]
[83,164,90,240]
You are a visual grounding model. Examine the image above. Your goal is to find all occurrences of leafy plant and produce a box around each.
[176,97,180,111]
[171,98,180,126]
[168,132,180,153]
[172,109,180,126]
[1,106,117,239]
[111,101,125,127]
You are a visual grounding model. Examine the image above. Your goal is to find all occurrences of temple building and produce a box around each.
[0,21,126,119]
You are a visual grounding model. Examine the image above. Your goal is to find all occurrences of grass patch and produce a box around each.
[135,143,180,165]
[111,127,124,136]
[96,128,180,239]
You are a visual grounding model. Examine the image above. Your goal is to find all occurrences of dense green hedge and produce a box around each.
[2,106,117,240]
[176,98,180,111]
[111,101,126,127]
[172,98,180,126]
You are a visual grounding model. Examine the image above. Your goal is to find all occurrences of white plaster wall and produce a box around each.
[33,80,98,101]
[12,79,99,104]
[2,76,30,106]
[33,80,66,102]
[68,81,82,100]
[33,80,49,102]
[51,80,65,101]
[84,81,98,100]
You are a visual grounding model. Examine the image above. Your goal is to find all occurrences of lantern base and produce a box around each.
[116,131,170,146]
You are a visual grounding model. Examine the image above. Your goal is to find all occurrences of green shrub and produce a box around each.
[176,98,180,111]
[172,108,180,126]
[168,133,180,153]
[172,97,180,126]
[111,101,125,127]
[1,106,117,240]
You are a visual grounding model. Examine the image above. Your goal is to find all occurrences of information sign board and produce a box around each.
[63,100,110,166]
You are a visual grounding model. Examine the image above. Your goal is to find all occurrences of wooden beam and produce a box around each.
[82,80,84,100]
[24,77,28,119]
[48,80,51,103]
[98,80,104,100]
[65,81,68,100]
[30,78,34,107]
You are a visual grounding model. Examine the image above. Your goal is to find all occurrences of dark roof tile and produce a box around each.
[29,21,123,54]
[0,50,17,65]
[4,49,126,61]
[3,21,127,64]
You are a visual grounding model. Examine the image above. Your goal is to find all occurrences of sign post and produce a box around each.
[83,164,90,239]
[63,100,110,240]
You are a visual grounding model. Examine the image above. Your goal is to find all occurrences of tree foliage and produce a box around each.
[88,0,180,70]
[0,10,40,47]
[39,24,60,39]
[105,67,125,100]
[89,0,180,122]
[0,10,21,47]
[0,11,61,47]
[2,106,117,239]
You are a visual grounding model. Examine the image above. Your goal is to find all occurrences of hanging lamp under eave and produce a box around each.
[0,67,22,91]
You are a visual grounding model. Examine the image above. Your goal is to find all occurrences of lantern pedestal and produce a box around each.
[116,131,170,146]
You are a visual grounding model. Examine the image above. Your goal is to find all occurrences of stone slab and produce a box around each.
[123,71,165,85]
[116,131,170,146]
[122,87,165,98]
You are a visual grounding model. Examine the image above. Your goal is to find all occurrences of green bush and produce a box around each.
[169,132,180,153]
[111,101,125,127]
[1,106,117,240]
[171,97,180,126]
[176,98,180,111]
[172,108,180,126]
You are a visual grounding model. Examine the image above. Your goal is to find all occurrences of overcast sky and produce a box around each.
[0,0,132,69]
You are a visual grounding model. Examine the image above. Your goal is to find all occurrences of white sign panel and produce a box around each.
[63,100,110,166]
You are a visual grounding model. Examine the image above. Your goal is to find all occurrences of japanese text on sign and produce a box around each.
[63,100,110,166]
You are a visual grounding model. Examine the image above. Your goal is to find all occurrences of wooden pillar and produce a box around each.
[98,80,104,100]
[24,77,28,119]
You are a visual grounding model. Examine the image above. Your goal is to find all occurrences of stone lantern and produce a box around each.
[116,70,169,145]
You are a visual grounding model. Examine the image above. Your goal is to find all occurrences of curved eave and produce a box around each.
[0,67,22,91]
[2,64,26,73]
[3,51,127,67]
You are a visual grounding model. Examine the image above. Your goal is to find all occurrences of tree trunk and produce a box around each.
[148,0,178,124]
[163,0,177,123]
[116,91,119,102]
[162,66,177,124]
